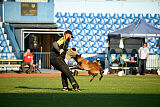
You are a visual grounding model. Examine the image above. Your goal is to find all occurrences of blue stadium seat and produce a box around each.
[128,13,136,19]
[93,42,100,48]
[73,18,81,24]
[145,13,152,19]
[129,19,136,23]
[64,12,70,18]
[106,19,114,25]
[121,14,127,19]
[103,30,110,36]
[123,19,131,25]
[87,35,92,40]
[1,55,8,60]
[96,48,103,53]
[115,19,122,25]
[82,18,89,24]
[78,48,86,54]
[81,13,87,18]
[85,42,92,48]
[101,24,109,31]
[59,23,67,29]
[0,34,4,41]
[109,25,117,31]
[72,13,79,18]
[55,12,62,18]
[89,13,95,19]
[73,35,80,41]
[90,18,97,24]
[85,24,91,30]
[2,47,10,53]
[76,41,83,48]
[57,18,64,23]
[90,36,97,42]
[87,48,94,54]
[99,36,106,42]
[153,14,160,19]
[72,29,78,36]
[98,18,105,25]
[112,13,120,19]
[77,23,84,30]
[104,13,111,19]
[137,13,145,19]
[156,20,160,25]
[93,24,100,30]
[68,23,76,30]
[82,36,89,42]
[87,30,95,36]
[79,29,86,36]
[148,19,156,26]
[0,40,8,47]
[95,30,102,36]
[97,13,103,19]
[10,56,17,60]
[65,18,73,24]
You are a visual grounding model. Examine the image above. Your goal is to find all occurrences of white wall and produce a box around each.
[54,1,160,17]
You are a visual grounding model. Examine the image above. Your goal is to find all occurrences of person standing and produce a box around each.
[50,30,80,92]
[21,49,33,74]
[138,43,149,75]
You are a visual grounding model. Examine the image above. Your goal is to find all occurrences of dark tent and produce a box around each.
[108,19,160,54]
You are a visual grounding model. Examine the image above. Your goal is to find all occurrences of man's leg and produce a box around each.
[61,72,68,88]
[28,63,33,73]
[21,62,27,72]
[143,59,147,75]
[138,59,142,75]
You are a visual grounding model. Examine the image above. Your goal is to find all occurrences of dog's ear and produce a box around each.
[80,54,82,57]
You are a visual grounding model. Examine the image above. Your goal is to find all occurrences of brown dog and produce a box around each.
[72,54,103,82]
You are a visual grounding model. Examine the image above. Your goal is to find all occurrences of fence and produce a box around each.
[0,52,159,72]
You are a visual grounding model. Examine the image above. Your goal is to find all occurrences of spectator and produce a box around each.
[138,43,149,75]
[21,49,33,74]
[93,58,101,66]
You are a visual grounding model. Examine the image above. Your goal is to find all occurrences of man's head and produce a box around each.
[26,49,31,54]
[143,43,147,48]
[64,30,73,39]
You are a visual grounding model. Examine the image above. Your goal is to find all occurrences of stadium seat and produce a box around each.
[78,48,86,54]
[1,40,8,47]
[82,36,89,42]
[68,23,76,30]
[121,14,127,19]
[112,13,120,19]
[72,13,79,18]
[90,36,97,42]
[104,13,111,19]
[153,14,160,19]
[55,12,62,18]
[59,23,67,29]
[73,18,81,24]
[156,20,160,25]
[145,13,152,19]
[89,13,95,19]
[90,18,98,24]
[64,12,70,18]
[82,18,89,24]
[98,18,105,25]
[137,13,145,19]
[148,19,156,26]
[87,48,94,54]
[93,24,100,30]
[96,48,103,53]
[101,24,109,31]
[76,41,83,48]
[85,42,92,48]
[81,13,87,18]
[2,47,10,53]
[93,42,100,48]
[87,30,95,36]
[109,25,117,31]
[128,13,136,19]
[115,24,124,29]
[123,19,131,25]
[79,29,86,36]
[95,30,102,36]
[73,35,80,41]
[106,19,114,25]
[97,13,103,19]
[85,24,91,30]
[115,19,122,25]
[1,55,8,60]
[65,18,73,24]
[77,23,84,30]
[99,36,106,42]
[57,18,64,23]
[0,34,4,41]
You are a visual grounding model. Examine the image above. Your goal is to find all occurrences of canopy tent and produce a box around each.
[108,19,160,54]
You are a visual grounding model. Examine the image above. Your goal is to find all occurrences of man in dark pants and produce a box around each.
[50,30,80,92]
[138,43,149,75]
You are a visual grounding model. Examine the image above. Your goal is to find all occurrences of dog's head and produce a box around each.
[73,54,82,62]
[65,47,78,60]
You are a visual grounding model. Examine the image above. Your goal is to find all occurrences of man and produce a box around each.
[21,49,33,74]
[93,58,101,66]
[138,43,149,75]
[50,30,80,92]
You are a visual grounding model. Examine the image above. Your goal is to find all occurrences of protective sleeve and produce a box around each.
[52,41,60,52]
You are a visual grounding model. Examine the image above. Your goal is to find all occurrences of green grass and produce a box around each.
[0,76,160,107]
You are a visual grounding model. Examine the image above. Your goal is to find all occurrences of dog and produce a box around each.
[72,54,104,82]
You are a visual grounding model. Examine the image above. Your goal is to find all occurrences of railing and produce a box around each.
[0,52,159,72]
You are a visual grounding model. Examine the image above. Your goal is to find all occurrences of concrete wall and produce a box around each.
[4,1,55,23]
[54,1,160,18]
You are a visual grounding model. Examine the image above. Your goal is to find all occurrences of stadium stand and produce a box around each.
[56,12,160,55]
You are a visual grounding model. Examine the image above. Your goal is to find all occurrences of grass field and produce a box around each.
[0,75,160,107]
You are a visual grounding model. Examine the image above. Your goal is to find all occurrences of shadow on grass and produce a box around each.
[0,92,160,107]
[15,86,86,91]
